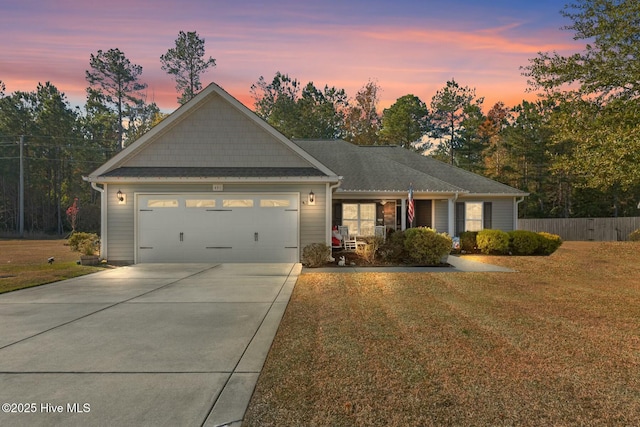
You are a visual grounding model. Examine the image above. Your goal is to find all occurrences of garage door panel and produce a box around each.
[137,193,299,263]
[137,207,183,263]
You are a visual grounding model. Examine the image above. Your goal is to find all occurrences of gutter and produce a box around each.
[514,196,525,231]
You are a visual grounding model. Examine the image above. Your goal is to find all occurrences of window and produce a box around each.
[342,203,376,236]
[465,202,483,232]
[147,199,178,208]
[456,201,493,235]
[186,199,215,208]
[223,199,254,208]
[260,199,291,207]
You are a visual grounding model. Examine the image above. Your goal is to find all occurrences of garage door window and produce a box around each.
[147,199,179,208]
[223,199,254,208]
[186,199,216,208]
[260,199,291,207]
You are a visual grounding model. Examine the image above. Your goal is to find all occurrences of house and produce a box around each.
[85,83,527,264]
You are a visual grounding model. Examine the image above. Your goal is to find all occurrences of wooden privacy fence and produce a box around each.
[518,217,640,241]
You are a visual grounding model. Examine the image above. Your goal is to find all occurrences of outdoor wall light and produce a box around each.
[308,190,316,205]
[116,189,126,204]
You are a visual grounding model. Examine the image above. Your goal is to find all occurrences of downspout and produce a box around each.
[514,196,525,231]
[326,179,342,248]
[90,181,107,259]
[448,191,459,236]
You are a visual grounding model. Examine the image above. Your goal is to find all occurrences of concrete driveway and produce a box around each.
[0,263,300,427]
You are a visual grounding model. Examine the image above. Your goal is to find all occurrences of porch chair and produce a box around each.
[338,226,358,251]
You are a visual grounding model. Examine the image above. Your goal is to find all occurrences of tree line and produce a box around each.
[1,0,639,235]
[0,31,215,234]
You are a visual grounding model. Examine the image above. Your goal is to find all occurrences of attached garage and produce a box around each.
[136,193,299,263]
[85,83,339,264]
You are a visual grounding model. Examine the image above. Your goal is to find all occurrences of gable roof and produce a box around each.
[86,83,338,183]
[293,139,527,196]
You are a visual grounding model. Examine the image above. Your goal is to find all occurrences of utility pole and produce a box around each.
[19,135,24,238]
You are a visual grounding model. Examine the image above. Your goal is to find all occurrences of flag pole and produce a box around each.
[407,183,415,228]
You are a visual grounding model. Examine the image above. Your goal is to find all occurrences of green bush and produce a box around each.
[537,232,562,255]
[379,230,406,262]
[476,229,510,255]
[302,243,331,267]
[68,232,100,256]
[403,227,452,265]
[629,229,640,241]
[459,231,478,253]
[508,230,542,255]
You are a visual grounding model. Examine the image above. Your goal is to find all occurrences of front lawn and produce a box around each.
[0,239,104,294]
[244,241,640,426]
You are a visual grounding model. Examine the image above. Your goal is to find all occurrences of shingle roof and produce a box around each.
[370,145,527,195]
[100,166,326,178]
[293,140,527,195]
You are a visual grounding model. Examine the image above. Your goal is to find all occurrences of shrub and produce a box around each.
[379,230,406,262]
[476,229,510,255]
[629,229,640,241]
[68,232,100,256]
[537,232,562,255]
[403,227,452,265]
[459,231,478,253]
[357,236,384,264]
[508,230,542,255]
[302,243,331,267]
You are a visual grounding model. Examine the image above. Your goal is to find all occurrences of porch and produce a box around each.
[331,198,450,238]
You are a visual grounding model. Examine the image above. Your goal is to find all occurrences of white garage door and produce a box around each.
[137,193,299,263]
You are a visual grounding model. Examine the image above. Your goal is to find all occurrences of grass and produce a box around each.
[244,241,640,426]
[0,239,104,294]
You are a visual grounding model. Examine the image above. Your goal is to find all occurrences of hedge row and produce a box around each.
[468,229,562,255]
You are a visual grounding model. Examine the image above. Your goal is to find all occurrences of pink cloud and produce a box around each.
[0,3,579,116]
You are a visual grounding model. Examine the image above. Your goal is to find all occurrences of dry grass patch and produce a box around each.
[245,242,640,426]
[0,239,103,293]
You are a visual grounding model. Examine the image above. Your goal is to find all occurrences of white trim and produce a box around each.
[458,192,529,198]
[90,182,107,259]
[431,201,436,231]
[515,196,525,231]
[90,176,339,184]
[448,192,459,236]
[326,181,342,248]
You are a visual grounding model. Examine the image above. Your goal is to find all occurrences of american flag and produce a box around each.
[407,183,415,226]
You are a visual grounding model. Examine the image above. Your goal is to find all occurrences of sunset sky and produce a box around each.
[0,0,582,114]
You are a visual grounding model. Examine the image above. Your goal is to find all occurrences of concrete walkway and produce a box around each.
[304,254,515,273]
[0,263,300,427]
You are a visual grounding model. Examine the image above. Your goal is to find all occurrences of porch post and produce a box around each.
[401,198,407,230]
[448,197,456,236]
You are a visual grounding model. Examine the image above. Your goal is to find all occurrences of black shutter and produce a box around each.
[416,200,432,228]
[483,202,492,229]
[455,202,465,236]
